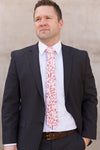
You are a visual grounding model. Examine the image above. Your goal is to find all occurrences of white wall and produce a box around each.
[0,1,100,149]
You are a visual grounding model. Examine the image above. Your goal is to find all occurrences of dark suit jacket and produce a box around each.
[2,43,97,150]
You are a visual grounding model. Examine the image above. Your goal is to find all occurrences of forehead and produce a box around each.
[34,6,57,18]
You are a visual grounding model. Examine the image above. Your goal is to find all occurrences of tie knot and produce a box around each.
[45,48,55,54]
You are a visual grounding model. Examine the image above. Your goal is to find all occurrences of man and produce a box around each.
[2,0,97,150]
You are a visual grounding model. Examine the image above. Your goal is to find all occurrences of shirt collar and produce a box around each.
[38,41,62,55]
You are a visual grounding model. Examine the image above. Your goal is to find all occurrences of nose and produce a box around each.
[39,18,47,26]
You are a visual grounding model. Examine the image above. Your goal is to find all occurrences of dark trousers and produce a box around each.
[39,131,85,150]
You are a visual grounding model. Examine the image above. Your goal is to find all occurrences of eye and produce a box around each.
[35,18,41,22]
[46,16,51,19]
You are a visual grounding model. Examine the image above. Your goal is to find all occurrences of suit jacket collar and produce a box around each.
[28,43,73,102]
[62,44,73,99]
[28,43,44,102]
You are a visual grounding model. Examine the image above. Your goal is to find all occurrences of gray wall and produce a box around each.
[0,0,100,149]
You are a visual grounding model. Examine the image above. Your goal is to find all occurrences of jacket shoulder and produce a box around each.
[62,44,88,56]
[11,44,37,57]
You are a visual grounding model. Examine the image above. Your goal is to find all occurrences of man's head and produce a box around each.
[33,0,63,46]
[34,0,62,22]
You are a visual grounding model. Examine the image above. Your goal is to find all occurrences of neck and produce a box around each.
[39,38,60,47]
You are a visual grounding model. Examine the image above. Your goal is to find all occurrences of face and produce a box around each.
[34,6,63,46]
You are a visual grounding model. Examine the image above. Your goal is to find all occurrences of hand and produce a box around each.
[82,137,90,148]
[4,145,17,150]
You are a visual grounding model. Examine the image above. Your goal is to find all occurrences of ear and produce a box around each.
[59,19,63,29]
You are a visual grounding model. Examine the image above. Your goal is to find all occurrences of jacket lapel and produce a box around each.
[28,43,44,101]
[27,43,73,103]
[62,44,73,99]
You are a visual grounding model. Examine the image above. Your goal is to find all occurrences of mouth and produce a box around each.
[40,29,49,32]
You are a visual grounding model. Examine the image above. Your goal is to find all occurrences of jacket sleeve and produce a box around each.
[2,52,21,144]
[82,51,98,139]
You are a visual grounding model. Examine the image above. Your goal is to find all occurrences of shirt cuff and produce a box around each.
[4,143,17,146]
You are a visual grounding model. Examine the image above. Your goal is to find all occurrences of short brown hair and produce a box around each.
[34,0,62,21]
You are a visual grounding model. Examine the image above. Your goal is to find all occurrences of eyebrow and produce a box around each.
[35,15,54,19]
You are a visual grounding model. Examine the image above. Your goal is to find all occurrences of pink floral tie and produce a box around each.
[45,48,58,129]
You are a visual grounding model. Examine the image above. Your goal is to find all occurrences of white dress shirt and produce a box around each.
[4,41,77,146]
[39,41,77,132]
